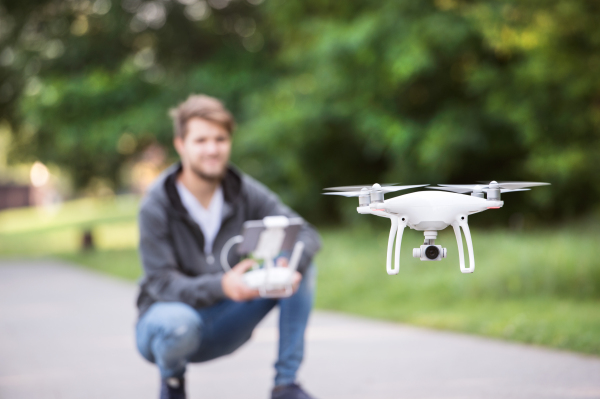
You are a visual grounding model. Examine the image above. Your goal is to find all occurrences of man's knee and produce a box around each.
[296,263,317,297]
[137,302,202,361]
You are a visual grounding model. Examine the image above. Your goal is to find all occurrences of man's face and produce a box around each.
[174,117,231,181]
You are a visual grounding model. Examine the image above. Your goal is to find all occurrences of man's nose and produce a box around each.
[205,140,219,154]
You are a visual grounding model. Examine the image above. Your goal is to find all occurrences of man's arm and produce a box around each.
[138,203,228,307]
[244,176,322,275]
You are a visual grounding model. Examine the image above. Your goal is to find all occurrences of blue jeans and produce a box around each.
[136,265,315,386]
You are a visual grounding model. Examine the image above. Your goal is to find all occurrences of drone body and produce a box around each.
[365,190,503,230]
[324,181,549,276]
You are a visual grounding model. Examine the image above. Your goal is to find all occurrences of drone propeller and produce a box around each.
[323,183,428,206]
[322,191,365,197]
[426,186,472,194]
[426,186,530,194]
[500,189,530,193]
[323,184,428,196]
[481,181,549,190]
[429,180,548,200]
[439,181,550,191]
[323,183,399,192]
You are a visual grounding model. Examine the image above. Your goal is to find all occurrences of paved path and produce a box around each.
[1,260,599,399]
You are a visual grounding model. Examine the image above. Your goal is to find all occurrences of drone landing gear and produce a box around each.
[451,215,475,273]
[385,215,475,275]
[386,216,407,275]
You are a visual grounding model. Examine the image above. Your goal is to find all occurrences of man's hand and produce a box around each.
[276,256,303,294]
[221,259,261,301]
[290,271,302,293]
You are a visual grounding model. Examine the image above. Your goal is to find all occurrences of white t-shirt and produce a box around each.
[176,181,223,256]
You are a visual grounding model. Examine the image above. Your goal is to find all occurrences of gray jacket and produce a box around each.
[136,163,321,316]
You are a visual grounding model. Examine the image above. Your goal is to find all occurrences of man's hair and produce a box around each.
[169,94,236,139]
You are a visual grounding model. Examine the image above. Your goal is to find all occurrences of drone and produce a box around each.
[323,181,550,275]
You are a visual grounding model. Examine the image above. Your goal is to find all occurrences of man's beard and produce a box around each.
[190,163,226,183]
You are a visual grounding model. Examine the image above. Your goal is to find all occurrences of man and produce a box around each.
[135,94,322,399]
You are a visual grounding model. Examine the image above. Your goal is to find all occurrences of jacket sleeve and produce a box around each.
[244,177,322,275]
[138,202,226,308]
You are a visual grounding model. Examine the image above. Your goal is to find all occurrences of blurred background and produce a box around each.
[0,0,599,355]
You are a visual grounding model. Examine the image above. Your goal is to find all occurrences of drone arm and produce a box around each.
[386,216,399,275]
[452,216,475,273]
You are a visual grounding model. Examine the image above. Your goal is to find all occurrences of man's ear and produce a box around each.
[173,137,184,157]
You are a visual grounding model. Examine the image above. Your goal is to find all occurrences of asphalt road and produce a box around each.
[1,259,599,399]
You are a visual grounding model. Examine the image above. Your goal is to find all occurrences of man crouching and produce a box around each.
[135,94,321,399]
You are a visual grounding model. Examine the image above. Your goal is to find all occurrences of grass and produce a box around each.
[0,195,140,255]
[0,195,139,235]
[316,225,600,355]
[60,249,142,281]
[1,197,599,355]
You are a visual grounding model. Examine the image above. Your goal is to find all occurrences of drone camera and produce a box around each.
[413,245,447,261]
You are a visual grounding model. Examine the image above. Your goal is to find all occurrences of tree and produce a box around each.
[1,0,599,222]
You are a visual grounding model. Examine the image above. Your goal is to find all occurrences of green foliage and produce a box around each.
[1,0,599,222]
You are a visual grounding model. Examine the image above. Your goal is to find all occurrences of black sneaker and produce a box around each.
[160,377,186,399]
[271,383,317,399]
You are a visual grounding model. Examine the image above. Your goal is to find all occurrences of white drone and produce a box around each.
[324,181,549,275]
